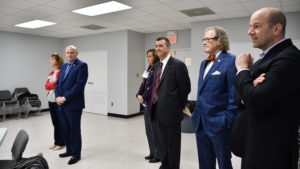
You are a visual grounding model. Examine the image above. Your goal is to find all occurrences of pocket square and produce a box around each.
[212,71,221,75]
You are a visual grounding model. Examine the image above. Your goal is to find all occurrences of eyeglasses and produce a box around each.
[202,37,218,43]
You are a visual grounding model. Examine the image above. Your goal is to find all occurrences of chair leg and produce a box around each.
[17,113,21,119]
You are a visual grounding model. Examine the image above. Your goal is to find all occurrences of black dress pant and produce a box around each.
[143,108,160,159]
[48,102,65,146]
[153,119,181,169]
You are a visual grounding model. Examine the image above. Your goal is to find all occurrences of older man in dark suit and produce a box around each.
[151,37,191,169]
[232,7,300,169]
[55,45,88,165]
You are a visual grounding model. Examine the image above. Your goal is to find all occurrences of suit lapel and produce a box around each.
[250,39,292,78]
[197,61,207,93]
[158,56,173,86]
[199,53,225,93]
[62,59,79,82]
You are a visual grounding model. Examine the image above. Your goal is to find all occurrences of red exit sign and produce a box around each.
[168,35,177,44]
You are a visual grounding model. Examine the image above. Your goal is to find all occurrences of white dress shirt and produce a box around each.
[203,51,221,79]
[160,54,171,78]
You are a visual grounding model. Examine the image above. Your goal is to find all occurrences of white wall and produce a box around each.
[0,30,144,116]
[127,31,145,115]
[63,30,128,115]
[0,31,63,109]
[63,30,145,116]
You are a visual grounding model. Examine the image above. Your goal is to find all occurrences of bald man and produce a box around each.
[55,45,88,165]
[232,7,300,169]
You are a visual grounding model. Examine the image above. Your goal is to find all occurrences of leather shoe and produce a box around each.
[53,146,64,151]
[149,158,160,163]
[145,155,153,160]
[68,157,80,165]
[59,152,71,158]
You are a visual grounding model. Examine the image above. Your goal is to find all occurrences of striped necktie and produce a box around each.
[151,62,163,105]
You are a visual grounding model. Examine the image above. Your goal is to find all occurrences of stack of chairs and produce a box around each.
[0,87,41,121]
[12,88,41,114]
[0,90,29,121]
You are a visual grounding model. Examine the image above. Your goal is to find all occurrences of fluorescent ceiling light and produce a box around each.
[15,20,56,29]
[72,1,132,16]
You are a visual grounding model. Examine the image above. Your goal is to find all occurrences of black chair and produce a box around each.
[181,101,196,133]
[0,130,29,169]
[13,88,41,114]
[0,90,12,102]
[0,90,20,121]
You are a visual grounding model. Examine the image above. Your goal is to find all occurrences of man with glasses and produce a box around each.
[192,26,238,169]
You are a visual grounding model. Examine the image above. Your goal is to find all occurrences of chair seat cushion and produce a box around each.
[0,160,16,169]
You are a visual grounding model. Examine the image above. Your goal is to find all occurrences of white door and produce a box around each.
[80,50,107,115]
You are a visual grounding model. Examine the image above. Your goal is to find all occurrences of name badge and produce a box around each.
[142,70,149,78]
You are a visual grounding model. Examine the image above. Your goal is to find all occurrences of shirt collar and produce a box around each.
[67,59,77,65]
[215,51,221,59]
[161,53,171,65]
[260,38,286,58]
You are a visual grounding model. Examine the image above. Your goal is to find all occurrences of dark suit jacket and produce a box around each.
[151,56,191,126]
[192,51,238,136]
[55,59,88,111]
[136,66,154,115]
[232,39,300,169]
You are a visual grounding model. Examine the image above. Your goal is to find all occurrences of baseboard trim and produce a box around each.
[107,112,142,119]
[40,108,49,112]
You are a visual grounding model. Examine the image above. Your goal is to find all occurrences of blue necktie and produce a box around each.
[63,63,72,79]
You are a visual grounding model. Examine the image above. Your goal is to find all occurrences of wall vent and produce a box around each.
[80,24,106,30]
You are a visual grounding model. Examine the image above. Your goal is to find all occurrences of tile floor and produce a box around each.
[0,112,242,169]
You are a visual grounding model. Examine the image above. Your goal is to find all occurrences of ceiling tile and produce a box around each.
[12,10,51,19]
[29,5,66,16]
[0,6,19,16]
[135,15,166,23]
[209,2,247,13]
[191,14,222,21]
[70,0,111,6]
[139,4,174,14]
[164,0,205,10]
[156,0,178,3]
[24,0,54,4]
[112,18,141,26]
[46,0,86,11]
[0,0,40,9]
[118,9,149,18]
[56,11,90,21]
[121,0,160,8]
[219,10,250,18]
[200,0,239,6]
[0,15,29,25]
[241,0,281,13]
[0,0,299,38]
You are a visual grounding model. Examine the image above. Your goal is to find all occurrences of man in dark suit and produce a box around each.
[151,37,191,169]
[233,7,300,169]
[192,26,238,169]
[55,45,88,165]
